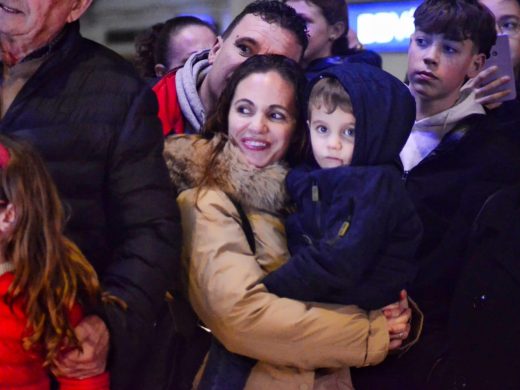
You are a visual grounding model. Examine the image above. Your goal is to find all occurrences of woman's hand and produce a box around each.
[51,315,109,378]
[382,290,411,350]
[466,65,512,109]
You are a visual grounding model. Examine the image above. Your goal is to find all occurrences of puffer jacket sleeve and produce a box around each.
[264,171,421,310]
[100,86,181,332]
[179,188,389,370]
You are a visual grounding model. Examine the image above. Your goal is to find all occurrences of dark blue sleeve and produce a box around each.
[263,175,421,309]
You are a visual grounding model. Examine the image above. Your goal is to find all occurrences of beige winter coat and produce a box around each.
[164,135,390,390]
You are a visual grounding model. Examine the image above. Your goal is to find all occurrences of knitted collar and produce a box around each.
[175,50,211,134]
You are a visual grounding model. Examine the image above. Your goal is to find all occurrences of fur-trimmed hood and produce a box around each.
[164,134,289,212]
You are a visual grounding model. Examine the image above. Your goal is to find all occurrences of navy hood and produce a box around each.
[306,64,416,167]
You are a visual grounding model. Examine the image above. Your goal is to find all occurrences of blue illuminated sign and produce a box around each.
[348,1,421,52]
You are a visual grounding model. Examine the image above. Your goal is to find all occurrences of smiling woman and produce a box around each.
[162,54,402,390]
[227,71,297,168]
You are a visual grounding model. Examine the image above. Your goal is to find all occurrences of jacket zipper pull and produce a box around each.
[338,219,351,237]
[338,198,355,237]
[312,183,320,202]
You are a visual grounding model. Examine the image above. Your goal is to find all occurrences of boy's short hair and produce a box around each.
[308,77,353,119]
[222,0,309,54]
[414,0,496,57]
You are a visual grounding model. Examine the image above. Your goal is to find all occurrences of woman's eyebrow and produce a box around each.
[234,98,253,105]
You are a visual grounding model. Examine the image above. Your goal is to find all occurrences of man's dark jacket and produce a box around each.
[0,22,181,389]
[449,184,520,389]
[352,112,520,389]
[263,64,422,309]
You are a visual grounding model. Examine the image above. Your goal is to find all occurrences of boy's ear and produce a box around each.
[467,53,486,78]
[0,204,16,235]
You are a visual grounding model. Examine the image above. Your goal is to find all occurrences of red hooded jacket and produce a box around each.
[153,71,185,136]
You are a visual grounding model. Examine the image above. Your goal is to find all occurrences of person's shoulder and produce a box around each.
[462,112,517,148]
[177,187,232,217]
[344,50,383,68]
[356,165,403,193]
[71,36,147,90]
[286,164,316,197]
[329,165,399,185]
[152,69,178,98]
[452,113,520,178]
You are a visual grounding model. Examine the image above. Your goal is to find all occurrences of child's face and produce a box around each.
[407,30,485,105]
[309,106,355,168]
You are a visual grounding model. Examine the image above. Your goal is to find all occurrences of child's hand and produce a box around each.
[52,315,109,378]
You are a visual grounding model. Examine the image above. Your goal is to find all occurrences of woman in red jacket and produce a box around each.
[0,136,120,390]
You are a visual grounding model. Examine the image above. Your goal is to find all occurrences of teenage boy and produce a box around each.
[153,0,308,135]
[352,1,520,388]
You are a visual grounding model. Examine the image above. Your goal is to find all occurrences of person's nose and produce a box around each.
[423,44,440,66]
[327,134,342,150]
[249,113,268,134]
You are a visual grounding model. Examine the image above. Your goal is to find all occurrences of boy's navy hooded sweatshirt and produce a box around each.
[263,63,422,309]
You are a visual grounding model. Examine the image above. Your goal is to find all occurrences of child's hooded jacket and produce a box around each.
[263,63,422,309]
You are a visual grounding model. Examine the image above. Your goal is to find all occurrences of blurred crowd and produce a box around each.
[1,1,520,390]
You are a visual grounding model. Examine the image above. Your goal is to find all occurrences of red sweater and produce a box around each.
[153,71,185,136]
[0,272,110,390]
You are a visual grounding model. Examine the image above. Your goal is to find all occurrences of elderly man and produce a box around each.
[0,1,180,389]
[153,0,309,135]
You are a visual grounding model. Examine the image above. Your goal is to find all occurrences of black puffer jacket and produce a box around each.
[449,184,520,390]
[352,113,520,389]
[0,22,181,389]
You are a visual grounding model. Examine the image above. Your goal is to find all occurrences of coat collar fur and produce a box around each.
[164,134,289,212]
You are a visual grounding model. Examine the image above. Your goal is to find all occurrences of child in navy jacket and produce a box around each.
[200,63,422,389]
[262,64,422,309]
